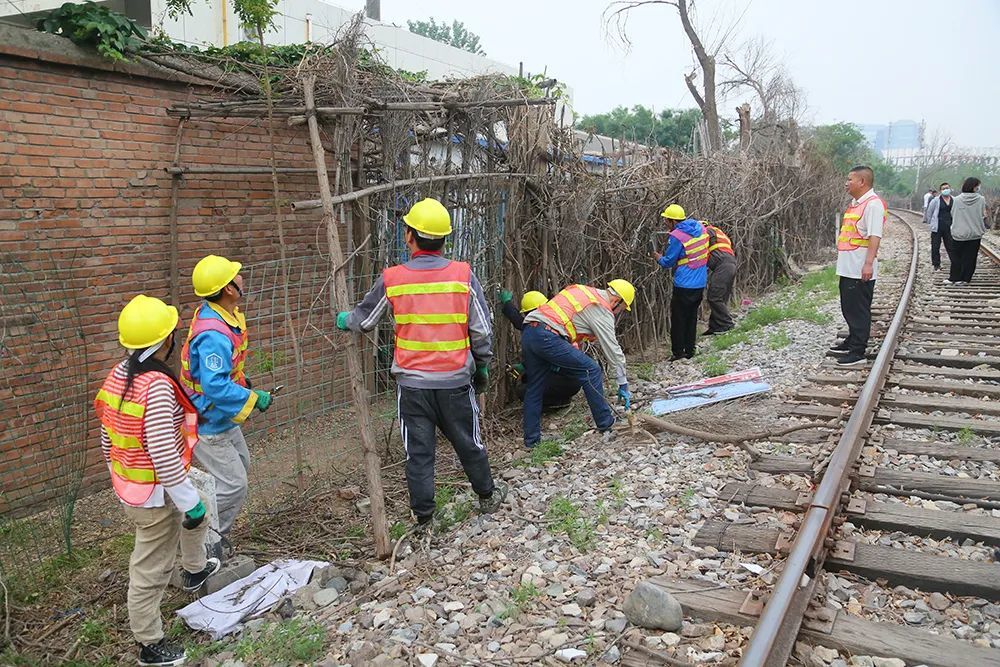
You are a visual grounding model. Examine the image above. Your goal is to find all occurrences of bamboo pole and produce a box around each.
[291,172,534,211]
[302,74,391,559]
[165,166,321,175]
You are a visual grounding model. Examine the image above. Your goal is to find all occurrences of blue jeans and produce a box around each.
[521,324,614,447]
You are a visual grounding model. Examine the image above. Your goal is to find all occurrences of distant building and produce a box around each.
[858,120,924,154]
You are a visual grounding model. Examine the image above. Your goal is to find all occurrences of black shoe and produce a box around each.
[479,481,509,515]
[685,351,696,359]
[669,354,684,362]
[181,557,221,593]
[836,353,866,367]
[828,342,850,354]
[701,329,717,336]
[138,639,186,666]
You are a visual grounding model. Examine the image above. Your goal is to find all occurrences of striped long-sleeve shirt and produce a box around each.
[100,363,200,511]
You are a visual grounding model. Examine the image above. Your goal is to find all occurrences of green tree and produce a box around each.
[576,105,702,152]
[407,18,485,55]
[810,123,910,195]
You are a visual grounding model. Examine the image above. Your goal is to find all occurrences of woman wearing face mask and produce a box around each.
[924,182,954,271]
[95,294,220,666]
[947,177,989,285]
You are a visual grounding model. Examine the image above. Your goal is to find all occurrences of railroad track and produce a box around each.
[629,210,1000,667]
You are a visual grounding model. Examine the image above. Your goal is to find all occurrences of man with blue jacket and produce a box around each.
[653,204,710,361]
[181,255,272,551]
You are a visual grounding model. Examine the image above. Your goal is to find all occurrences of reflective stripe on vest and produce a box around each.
[535,285,611,343]
[383,260,472,372]
[670,228,711,268]
[94,369,198,506]
[179,305,249,396]
[837,195,888,251]
[705,224,735,255]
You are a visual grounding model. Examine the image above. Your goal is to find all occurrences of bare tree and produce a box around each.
[606,0,737,152]
[720,37,806,124]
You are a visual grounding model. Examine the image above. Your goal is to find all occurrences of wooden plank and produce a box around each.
[892,363,1000,380]
[882,438,1000,462]
[894,352,1000,369]
[794,388,856,406]
[859,467,1000,501]
[916,342,1000,355]
[905,333,1000,345]
[910,317,1000,329]
[693,521,1000,599]
[720,482,1000,546]
[652,578,1000,667]
[750,456,1000,499]
[787,404,848,420]
[720,482,803,511]
[878,410,1000,436]
[750,455,814,474]
[808,372,866,385]
[889,377,1000,399]
[881,392,1000,417]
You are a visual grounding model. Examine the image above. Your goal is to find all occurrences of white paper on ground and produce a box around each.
[177,559,329,639]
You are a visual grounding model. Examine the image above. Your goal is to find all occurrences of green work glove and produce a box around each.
[474,364,489,394]
[512,363,525,375]
[499,290,513,305]
[253,389,272,412]
[336,311,350,331]
[182,501,206,529]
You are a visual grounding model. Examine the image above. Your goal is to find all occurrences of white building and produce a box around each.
[2,0,520,81]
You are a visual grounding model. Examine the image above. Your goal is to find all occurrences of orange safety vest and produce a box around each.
[383,260,472,372]
[704,224,735,256]
[180,304,249,396]
[95,369,198,506]
[670,228,711,267]
[535,285,612,344]
[838,195,887,251]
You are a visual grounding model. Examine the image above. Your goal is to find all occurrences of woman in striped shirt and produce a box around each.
[95,295,220,666]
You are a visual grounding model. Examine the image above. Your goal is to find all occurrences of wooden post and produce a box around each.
[302,74,391,559]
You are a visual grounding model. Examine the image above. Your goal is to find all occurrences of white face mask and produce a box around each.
[941,188,951,196]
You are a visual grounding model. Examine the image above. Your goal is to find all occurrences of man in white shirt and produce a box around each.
[922,187,936,217]
[830,165,885,366]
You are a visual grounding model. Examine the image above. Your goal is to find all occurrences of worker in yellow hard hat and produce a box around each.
[521,279,636,448]
[336,198,505,534]
[499,289,583,410]
[653,203,709,360]
[95,295,221,666]
[180,254,271,556]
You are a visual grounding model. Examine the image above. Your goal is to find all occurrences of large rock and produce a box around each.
[622,580,683,631]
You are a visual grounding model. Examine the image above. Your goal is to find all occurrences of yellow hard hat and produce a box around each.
[118,294,179,350]
[192,255,242,298]
[520,291,548,313]
[607,279,636,311]
[402,198,452,239]
[660,204,686,221]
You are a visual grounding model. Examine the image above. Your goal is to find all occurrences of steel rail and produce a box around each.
[739,211,919,667]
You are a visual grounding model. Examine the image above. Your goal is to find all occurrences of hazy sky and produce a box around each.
[337,0,1000,148]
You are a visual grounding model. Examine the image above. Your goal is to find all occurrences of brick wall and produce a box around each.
[0,29,362,515]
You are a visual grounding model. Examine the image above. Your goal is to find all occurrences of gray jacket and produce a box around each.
[345,253,493,389]
[924,195,954,233]
[951,192,988,241]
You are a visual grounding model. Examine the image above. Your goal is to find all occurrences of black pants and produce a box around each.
[670,286,704,357]
[397,385,494,519]
[839,277,875,355]
[930,225,953,269]
[706,260,736,333]
[949,238,981,283]
[515,370,581,410]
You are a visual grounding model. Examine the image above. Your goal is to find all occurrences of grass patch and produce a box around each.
[797,265,839,298]
[498,582,541,620]
[956,427,976,445]
[712,329,751,351]
[344,525,366,538]
[560,416,587,442]
[767,330,791,350]
[609,477,627,509]
[633,362,655,381]
[79,617,111,646]
[518,439,564,467]
[680,487,696,507]
[701,354,729,377]
[389,521,407,540]
[232,618,326,664]
[546,495,597,551]
[433,485,474,532]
